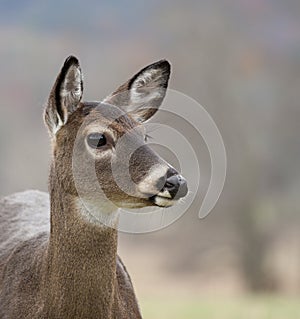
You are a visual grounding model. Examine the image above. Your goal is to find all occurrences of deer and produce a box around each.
[0,56,188,319]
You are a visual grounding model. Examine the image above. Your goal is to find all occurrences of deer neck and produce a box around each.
[42,178,120,318]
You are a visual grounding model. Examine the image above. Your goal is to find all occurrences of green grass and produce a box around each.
[141,295,300,319]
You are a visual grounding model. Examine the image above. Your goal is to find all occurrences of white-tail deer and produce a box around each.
[0,56,188,318]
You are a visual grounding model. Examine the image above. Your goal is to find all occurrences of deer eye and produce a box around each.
[87,133,107,149]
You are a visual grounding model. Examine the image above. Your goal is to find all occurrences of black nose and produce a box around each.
[164,173,188,199]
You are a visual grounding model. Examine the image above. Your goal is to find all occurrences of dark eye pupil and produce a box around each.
[87,133,107,149]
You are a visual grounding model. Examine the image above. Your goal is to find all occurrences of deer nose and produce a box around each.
[164,173,188,199]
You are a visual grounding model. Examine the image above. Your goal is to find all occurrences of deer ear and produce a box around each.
[44,56,83,135]
[103,60,170,122]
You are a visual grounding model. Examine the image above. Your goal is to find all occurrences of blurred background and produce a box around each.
[0,0,300,318]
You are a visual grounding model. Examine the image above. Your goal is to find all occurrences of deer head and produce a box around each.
[44,56,188,222]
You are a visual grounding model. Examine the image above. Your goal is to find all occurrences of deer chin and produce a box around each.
[113,194,177,208]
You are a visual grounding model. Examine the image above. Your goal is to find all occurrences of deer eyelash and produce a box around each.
[144,134,153,142]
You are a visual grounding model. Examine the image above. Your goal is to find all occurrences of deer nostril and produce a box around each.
[164,174,188,199]
[165,181,174,189]
[165,175,179,190]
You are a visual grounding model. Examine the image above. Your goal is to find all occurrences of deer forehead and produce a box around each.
[78,103,145,139]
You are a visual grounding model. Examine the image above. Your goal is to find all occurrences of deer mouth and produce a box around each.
[148,174,188,207]
[149,195,177,207]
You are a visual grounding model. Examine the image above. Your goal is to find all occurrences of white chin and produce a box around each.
[153,196,177,207]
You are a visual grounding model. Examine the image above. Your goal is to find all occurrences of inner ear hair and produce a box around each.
[102,60,171,122]
[129,60,170,105]
[56,56,83,124]
[44,56,83,136]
